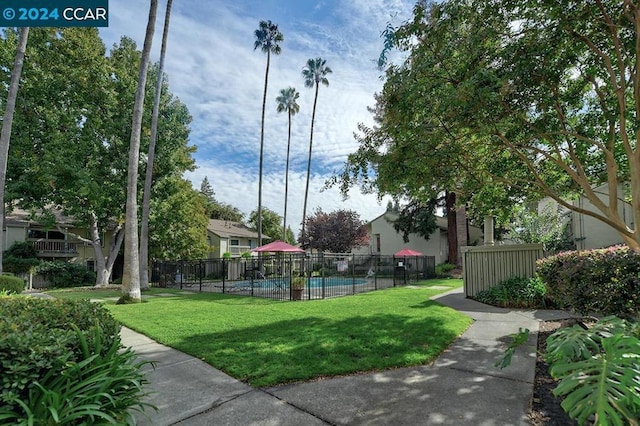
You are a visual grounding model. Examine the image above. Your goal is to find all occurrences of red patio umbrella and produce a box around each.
[394,248,423,256]
[252,240,305,253]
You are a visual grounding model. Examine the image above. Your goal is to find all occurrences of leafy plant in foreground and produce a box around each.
[0,324,156,424]
[545,316,640,425]
[498,316,640,425]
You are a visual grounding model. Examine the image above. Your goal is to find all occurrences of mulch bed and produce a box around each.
[529,319,579,426]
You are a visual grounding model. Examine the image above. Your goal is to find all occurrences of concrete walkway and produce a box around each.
[122,288,574,425]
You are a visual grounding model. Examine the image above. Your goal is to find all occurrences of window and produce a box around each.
[27,229,65,240]
[376,234,381,253]
[86,260,95,272]
[27,229,47,239]
[47,231,65,240]
[230,239,239,246]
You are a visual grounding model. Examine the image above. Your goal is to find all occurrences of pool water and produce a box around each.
[307,277,367,287]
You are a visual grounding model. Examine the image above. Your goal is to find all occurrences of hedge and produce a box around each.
[36,261,96,288]
[0,297,120,409]
[536,245,640,318]
[0,275,24,294]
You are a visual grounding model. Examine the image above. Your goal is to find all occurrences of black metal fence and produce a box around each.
[151,253,436,301]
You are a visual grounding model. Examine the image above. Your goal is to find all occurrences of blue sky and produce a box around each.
[99,0,415,236]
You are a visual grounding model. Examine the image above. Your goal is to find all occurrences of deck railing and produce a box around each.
[29,240,78,254]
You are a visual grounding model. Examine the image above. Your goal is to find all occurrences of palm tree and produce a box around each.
[301,58,331,246]
[275,87,300,241]
[122,0,158,302]
[254,20,283,247]
[0,28,29,273]
[140,0,173,290]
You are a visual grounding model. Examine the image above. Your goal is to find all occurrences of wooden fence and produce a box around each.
[461,244,544,297]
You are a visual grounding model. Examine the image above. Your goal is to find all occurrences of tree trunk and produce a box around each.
[456,205,468,265]
[0,28,29,273]
[446,191,458,265]
[87,214,108,286]
[123,0,157,302]
[105,226,125,284]
[258,51,271,247]
[140,0,173,289]
[283,109,292,241]
[301,83,319,246]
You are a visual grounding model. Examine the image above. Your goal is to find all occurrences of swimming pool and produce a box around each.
[230,276,368,289]
[307,277,367,287]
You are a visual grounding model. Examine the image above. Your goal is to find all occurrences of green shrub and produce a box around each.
[435,262,456,277]
[0,298,119,410]
[0,275,24,294]
[0,324,155,424]
[537,246,640,318]
[36,261,96,288]
[3,242,40,274]
[474,275,547,308]
[4,242,38,258]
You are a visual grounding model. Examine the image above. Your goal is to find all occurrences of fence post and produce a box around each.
[199,260,203,292]
[374,256,378,290]
[179,260,184,289]
[351,253,356,294]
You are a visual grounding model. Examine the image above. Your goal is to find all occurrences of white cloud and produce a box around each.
[101,0,412,235]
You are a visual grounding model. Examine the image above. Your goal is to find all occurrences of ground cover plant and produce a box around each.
[50,279,470,387]
[473,275,547,309]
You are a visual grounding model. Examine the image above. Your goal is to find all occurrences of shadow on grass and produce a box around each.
[168,306,467,387]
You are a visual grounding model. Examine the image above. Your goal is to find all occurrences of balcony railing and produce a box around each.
[29,240,79,255]
[228,245,252,256]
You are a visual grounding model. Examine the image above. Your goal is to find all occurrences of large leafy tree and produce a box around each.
[140,0,174,289]
[301,58,332,247]
[2,29,193,286]
[248,206,282,243]
[275,86,300,241]
[360,0,640,251]
[0,27,28,273]
[123,0,158,302]
[507,204,575,253]
[254,20,283,247]
[3,28,121,286]
[149,176,209,261]
[299,208,368,253]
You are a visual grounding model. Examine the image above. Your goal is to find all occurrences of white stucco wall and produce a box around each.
[573,183,632,250]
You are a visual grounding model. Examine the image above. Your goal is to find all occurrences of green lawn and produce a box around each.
[47,279,471,387]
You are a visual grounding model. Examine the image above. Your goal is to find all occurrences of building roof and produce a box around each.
[207,219,261,239]
[4,206,77,227]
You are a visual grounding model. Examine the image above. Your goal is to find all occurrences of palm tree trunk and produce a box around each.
[122,0,157,302]
[258,52,271,247]
[0,28,29,274]
[140,0,173,290]
[283,109,292,241]
[301,84,319,245]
